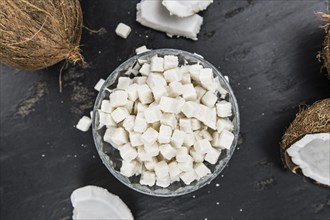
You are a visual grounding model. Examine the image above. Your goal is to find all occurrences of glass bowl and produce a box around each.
[92,49,240,197]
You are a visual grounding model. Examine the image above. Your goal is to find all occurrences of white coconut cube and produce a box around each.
[115,23,131,39]
[139,171,156,187]
[119,143,138,161]
[104,127,128,147]
[181,101,199,118]
[218,130,235,149]
[135,45,150,55]
[144,106,163,123]
[168,81,183,97]
[159,144,176,160]
[129,132,143,147]
[141,127,159,146]
[164,55,179,70]
[158,125,173,144]
[180,170,197,185]
[110,90,128,108]
[217,118,234,132]
[168,161,182,179]
[200,129,213,141]
[216,101,232,118]
[154,161,169,179]
[137,146,153,162]
[205,147,221,164]
[164,68,182,82]
[189,148,205,163]
[150,56,164,72]
[134,76,147,85]
[176,147,190,162]
[139,63,151,76]
[178,156,194,172]
[111,107,129,123]
[117,77,132,90]
[159,96,185,114]
[137,84,153,104]
[193,139,212,154]
[94,78,105,91]
[98,110,116,129]
[122,115,135,132]
[76,116,92,132]
[144,157,158,171]
[212,132,221,148]
[156,175,171,188]
[183,133,195,147]
[125,100,134,114]
[120,160,140,177]
[101,100,113,114]
[133,112,148,133]
[189,64,203,82]
[179,118,192,133]
[151,85,168,103]
[199,68,213,85]
[181,72,191,84]
[161,113,177,130]
[191,118,201,131]
[136,103,148,113]
[147,73,167,89]
[194,131,203,141]
[201,91,218,107]
[144,143,160,157]
[194,163,211,179]
[182,84,197,101]
[127,83,139,102]
[195,86,207,100]
[171,129,186,148]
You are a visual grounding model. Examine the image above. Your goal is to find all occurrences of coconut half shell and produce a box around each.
[281,99,330,186]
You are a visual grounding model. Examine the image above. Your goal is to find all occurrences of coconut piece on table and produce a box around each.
[135,45,150,55]
[115,23,131,39]
[162,0,213,18]
[94,79,105,91]
[76,116,92,132]
[70,185,133,220]
[136,0,203,40]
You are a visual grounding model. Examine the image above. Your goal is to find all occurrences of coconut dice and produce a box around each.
[95,53,236,188]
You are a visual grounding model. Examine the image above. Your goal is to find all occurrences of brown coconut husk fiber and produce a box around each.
[0,0,83,70]
[317,12,330,78]
[280,99,330,174]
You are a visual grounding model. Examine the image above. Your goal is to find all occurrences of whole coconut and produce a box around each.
[281,99,330,186]
[0,0,83,70]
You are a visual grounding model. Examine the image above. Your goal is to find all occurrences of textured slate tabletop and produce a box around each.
[1,0,330,220]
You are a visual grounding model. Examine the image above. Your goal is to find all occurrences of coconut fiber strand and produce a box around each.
[317,12,330,78]
[0,0,83,70]
[280,99,330,172]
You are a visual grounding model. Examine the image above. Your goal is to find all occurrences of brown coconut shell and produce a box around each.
[280,99,330,176]
[0,0,83,70]
[317,12,330,78]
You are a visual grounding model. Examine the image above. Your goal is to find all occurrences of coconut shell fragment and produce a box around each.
[280,99,330,184]
[0,0,84,70]
[317,12,330,78]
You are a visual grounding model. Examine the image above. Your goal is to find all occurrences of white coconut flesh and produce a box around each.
[70,185,134,220]
[162,0,213,18]
[287,133,330,186]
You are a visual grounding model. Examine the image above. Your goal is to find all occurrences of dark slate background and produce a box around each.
[1,0,330,219]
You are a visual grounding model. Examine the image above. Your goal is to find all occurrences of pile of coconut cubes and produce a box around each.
[96,54,235,188]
